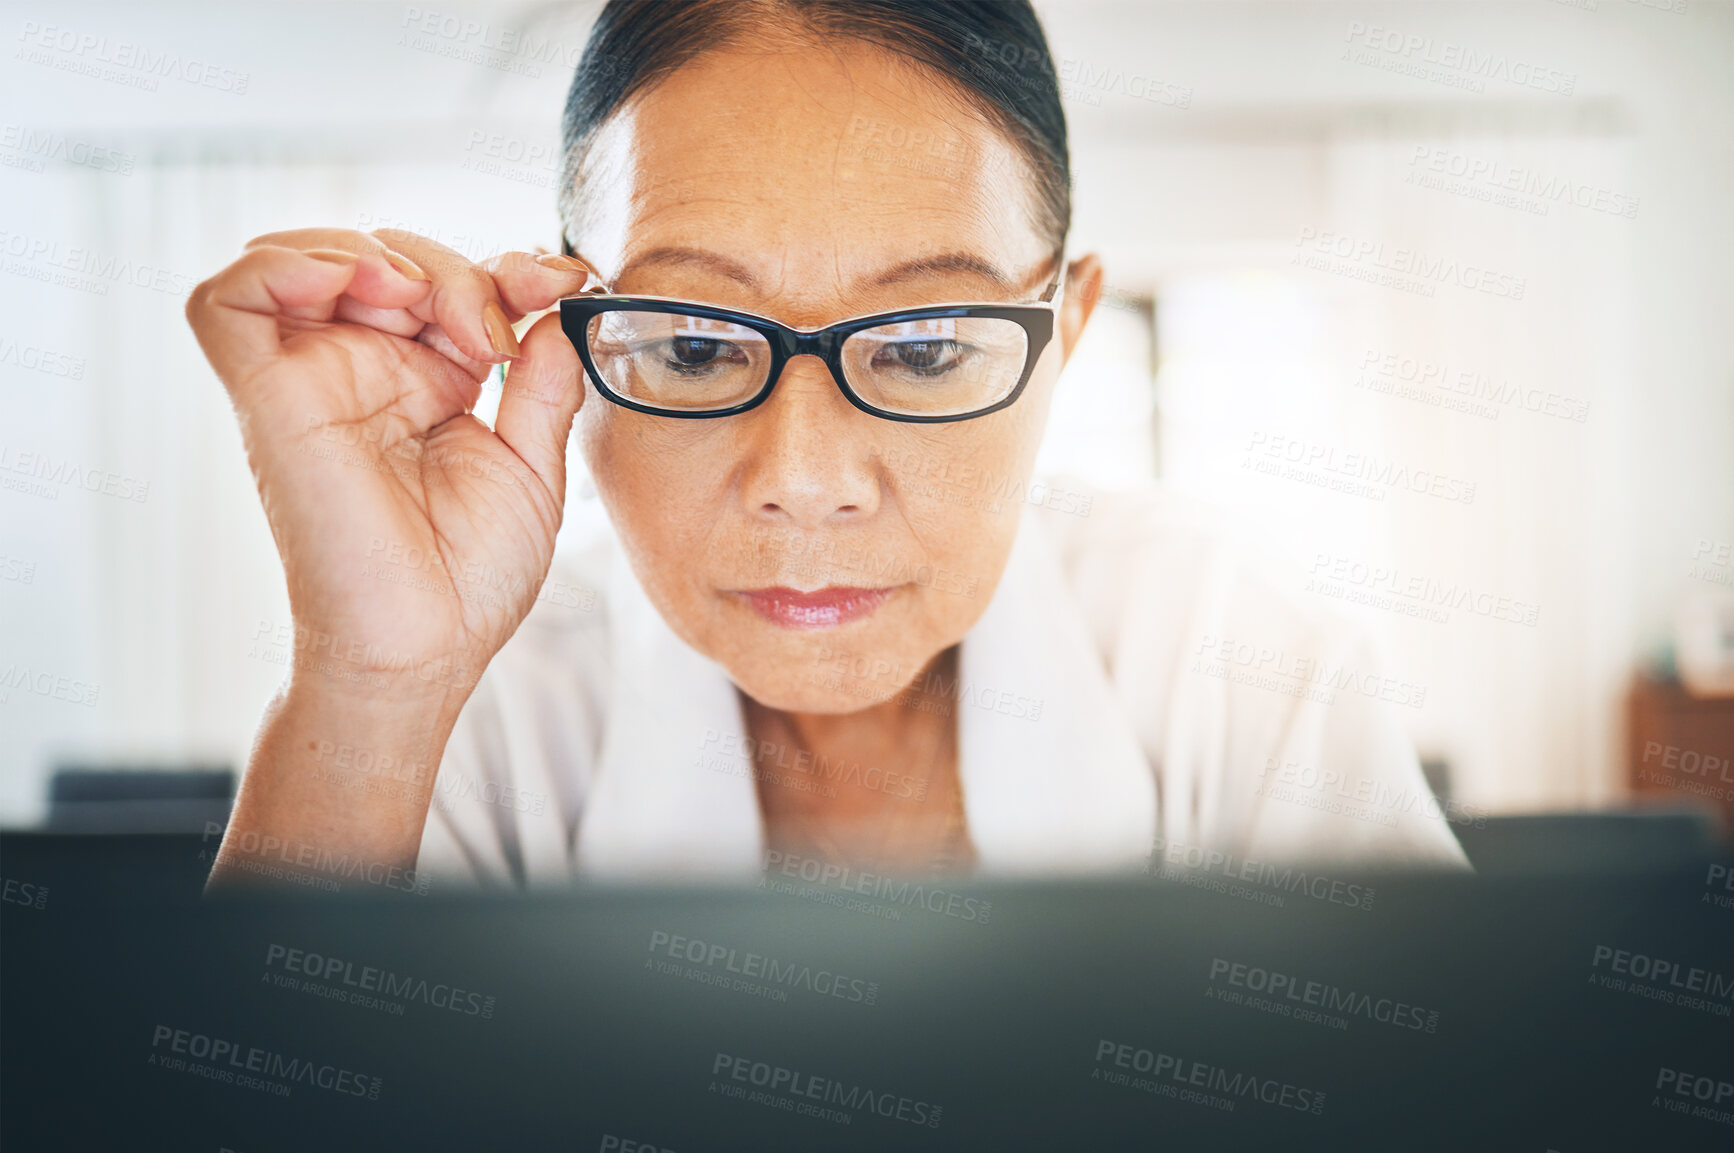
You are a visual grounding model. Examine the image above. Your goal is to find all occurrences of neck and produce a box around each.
[743,646,972,872]
[781,646,957,755]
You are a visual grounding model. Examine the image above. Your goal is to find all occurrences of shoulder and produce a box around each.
[1025,478,1464,868]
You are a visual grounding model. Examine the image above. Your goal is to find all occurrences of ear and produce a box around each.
[1057,252,1104,368]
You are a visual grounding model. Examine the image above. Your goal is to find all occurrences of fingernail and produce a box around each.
[482,301,521,359]
[305,249,361,266]
[534,253,590,275]
[383,250,430,281]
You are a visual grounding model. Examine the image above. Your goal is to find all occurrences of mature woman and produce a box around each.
[187,0,1465,891]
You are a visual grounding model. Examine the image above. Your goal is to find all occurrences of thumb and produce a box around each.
[493,311,585,502]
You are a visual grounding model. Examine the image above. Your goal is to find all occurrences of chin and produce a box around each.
[728,662,904,715]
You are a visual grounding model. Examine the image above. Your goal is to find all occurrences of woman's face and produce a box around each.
[570,39,1100,713]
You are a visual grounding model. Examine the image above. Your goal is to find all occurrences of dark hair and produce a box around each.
[558,0,1070,254]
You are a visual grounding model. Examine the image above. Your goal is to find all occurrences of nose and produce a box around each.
[736,354,880,528]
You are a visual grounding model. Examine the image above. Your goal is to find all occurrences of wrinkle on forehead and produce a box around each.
[563,39,1050,308]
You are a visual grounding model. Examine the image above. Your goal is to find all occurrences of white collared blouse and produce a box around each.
[416,482,1470,887]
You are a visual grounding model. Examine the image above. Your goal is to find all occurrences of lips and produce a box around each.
[734,586,895,629]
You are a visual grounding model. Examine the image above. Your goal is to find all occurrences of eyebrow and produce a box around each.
[621,246,1020,296]
[868,252,1018,293]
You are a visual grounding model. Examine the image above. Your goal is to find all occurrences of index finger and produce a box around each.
[484,250,597,319]
[187,246,423,388]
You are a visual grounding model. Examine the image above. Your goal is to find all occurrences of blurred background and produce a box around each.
[2,0,1732,852]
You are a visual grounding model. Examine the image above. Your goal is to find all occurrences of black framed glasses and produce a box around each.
[558,268,1063,423]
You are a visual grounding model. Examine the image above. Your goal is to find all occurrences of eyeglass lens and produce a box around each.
[584,310,1030,417]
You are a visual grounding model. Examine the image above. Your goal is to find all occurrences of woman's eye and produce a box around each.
[657,337,743,373]
[873,339,964,376]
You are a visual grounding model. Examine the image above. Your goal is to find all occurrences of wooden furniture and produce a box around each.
[1626,674,1734,831]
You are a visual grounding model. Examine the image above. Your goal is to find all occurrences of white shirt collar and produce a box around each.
[575,512,1156,879]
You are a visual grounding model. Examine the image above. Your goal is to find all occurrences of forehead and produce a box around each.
[573,41,1050,309]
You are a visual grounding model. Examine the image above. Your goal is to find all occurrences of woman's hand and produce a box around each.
[188,228,590,704]
[185,228,591,889]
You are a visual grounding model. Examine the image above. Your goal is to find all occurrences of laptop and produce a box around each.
[3,827,1730,1152]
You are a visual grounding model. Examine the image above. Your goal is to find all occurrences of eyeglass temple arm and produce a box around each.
[1040,249,1068,304]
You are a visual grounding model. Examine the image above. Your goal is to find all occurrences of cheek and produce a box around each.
[574,393,616,485]
[896,475,1017,595]
[580,405,735,612]
[583,403,731,515]
[870,410,1045,576]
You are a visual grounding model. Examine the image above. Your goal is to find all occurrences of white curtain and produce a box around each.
[1,151,564,824]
